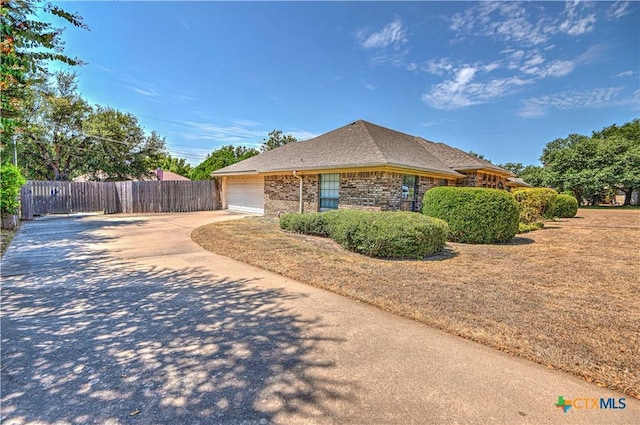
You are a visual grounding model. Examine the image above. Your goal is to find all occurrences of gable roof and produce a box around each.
[212,120,511,178]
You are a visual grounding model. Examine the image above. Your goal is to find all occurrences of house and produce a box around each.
[212,120,527,216]
[152,168,190,181]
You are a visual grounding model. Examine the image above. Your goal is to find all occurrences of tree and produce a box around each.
[541,134,608,205]
[498,162,525,176]
[1,0,87,159]
[154,154,192,178]
[592,119,640,206]
[468,151,491,163]
[519,165,547,188]
[190,145,258,180]
[17,71,90,180]
[498,162,549,188]
[260,130,297,152]
[82,107,167,181]
[16,72,167,180]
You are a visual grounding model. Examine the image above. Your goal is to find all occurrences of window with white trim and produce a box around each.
[319,173,339,211]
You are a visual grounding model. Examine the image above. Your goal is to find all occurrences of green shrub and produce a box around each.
[0,164,26,215]
[279,212,332,236]
[519,221,544,233]
[422,187,519,244]
[512,188,558,222]
[550,194,578,218]
[280,210,448,259]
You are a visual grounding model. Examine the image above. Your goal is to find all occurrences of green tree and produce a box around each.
[260,129,297,152]
[1,0,87,158]
[16,72,167,180]
[17,71,90,180]
[541,120,640,206]
[519,165,547,188]
[592,119,640,206]
[82,107,167,181]
[190,145,258,180]
[154,153,192,178]
[498,162,525,176]
[541,134,607,205]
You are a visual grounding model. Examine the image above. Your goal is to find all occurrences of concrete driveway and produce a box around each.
[1,211,638,424]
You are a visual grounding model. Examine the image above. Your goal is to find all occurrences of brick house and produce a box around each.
[212,120,528,216]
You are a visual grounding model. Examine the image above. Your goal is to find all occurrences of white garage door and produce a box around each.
[226,175,264,214]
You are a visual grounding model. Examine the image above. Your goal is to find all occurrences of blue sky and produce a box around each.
[51,1,639,166]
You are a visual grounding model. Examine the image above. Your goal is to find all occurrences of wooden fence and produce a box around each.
[20,180,219,219]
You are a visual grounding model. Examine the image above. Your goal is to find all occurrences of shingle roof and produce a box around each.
[212,120,510,177]
[419,141,510,174]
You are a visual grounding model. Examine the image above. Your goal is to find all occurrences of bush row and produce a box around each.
[280,210,448,259]
[512,187,558,224]
[422,187,520,244]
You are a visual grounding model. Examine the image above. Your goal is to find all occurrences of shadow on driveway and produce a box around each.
[1,217,354,424]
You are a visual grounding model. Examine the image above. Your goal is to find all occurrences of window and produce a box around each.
[319,173,339,211]
[400,175,419,211]
[401,175,417,200]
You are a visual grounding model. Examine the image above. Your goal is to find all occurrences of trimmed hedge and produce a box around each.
[512,187,558,223]
[422,187,519,244]
[550,194,578,218]
[280,210,448,259]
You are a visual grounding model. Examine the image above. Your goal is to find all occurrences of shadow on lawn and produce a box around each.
[1,216,353,424]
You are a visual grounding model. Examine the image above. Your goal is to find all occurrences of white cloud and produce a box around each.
[607,1,632,20]
[406,63,418,72]
[518,87,624,118]
[422,57,455,75]
[422,66,530,110]
[177,119,317,145]
[359,19,407,49]
[559,1,597,36]
[365,84,376,91]
[450,2,552,46]
[615,70,634,78]
[131,87,160,97]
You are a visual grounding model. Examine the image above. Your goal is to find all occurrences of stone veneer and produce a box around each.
[264,171,458,216]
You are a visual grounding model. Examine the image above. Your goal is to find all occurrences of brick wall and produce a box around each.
[458,172,508,189]
[340,171,404,211]
[264,171,501,216]
[264,174,318,216]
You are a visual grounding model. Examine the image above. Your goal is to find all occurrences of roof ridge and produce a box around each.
[358,120,389,164]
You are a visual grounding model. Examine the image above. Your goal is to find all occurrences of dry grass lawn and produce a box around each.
[191,208,640,399]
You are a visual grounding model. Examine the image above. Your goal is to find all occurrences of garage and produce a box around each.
[225,175,264,214]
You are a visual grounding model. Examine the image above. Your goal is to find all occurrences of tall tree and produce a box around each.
[592,119,640,206]
[260,129,297,152]
[82,107,167,181]
[16,72,167,180]
[541,134,607,205]
[190,145,258,180]
[519,165,547,188]
[17,71,90,180]
[1,0,87,161]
